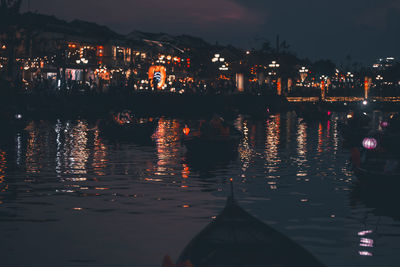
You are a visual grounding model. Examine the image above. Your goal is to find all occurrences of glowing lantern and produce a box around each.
[362,137,377,150]
[327,111,332,116]
[183,125,190,136]
[380,121,389,128]
[277,78,282,95]
[148,65,167,90]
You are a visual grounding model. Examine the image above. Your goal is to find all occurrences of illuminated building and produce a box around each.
[372,57,395,71]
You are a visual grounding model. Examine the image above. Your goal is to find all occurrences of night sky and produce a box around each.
[23,0,400,64]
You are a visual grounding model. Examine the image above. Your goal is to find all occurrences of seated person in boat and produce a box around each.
[199,115,230,138]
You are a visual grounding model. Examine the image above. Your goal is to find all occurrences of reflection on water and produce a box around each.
[265,114,281,180]
[358,229,374,256]
[296,119,308,178]
[0,112,400,267]
[154,118,182,177]
[92,128,107,176]
[0,149,6,193]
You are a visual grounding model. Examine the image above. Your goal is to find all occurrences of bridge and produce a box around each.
[286,96,400,103]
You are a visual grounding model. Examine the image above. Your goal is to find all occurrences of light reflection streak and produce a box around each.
[181,163,190,188]
[358,230,374,256]
[26,123,41,174]
[62,121,89,175]
[317,123,323,153]
[238,121,254,177]
[332,119,339,154]
[182,163,190,179]
[153,119,181,177]
[359,251,373,256]
[92,128,107,176]
[296,119,308,177]
[0,150,7,192]
[55,119,62,177]
[286,112,293,148]
[264,114,281,185]
[16,133,22,165]
[326,120,331,139]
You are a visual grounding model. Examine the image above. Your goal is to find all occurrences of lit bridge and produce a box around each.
[286,96,400,103]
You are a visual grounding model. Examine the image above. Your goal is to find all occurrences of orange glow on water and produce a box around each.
[317,123,323,153]
[182,164,190,179]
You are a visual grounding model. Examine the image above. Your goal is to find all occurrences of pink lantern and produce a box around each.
[362,137,377,150]
[380,121,389,128]
[327,111,332,116]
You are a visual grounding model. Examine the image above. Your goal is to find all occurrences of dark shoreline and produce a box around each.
[0,92,287,119]
[1,91,400,121]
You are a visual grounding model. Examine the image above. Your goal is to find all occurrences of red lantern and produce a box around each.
[183,125,190,136]
[362,137,377,150]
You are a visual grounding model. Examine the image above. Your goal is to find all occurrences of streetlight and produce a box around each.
[212,53,228,72]
[76,58,88,64]
[219,64,228,71]
[268,61,280,77]
[268,61,280,94]
[268,61,280,68]
[299,66,309,83]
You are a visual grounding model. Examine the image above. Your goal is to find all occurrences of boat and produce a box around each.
[182,116,241,155]
[350,180,400,221]
[351,147,400,183]
[296,103,331,123]
[98,111,157,142]
[183,134,240,154]
[353,165,400,182]
[177,196,324,267]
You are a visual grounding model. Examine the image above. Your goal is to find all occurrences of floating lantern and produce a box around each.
[380,121,389,128]
[362,137,377,150]
[183,125,190,136]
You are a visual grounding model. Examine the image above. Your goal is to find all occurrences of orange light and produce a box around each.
[183,125,190,136]
[277,78,282,95]
[148,65,167,90]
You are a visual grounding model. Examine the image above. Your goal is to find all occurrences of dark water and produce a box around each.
[1,112,400,267]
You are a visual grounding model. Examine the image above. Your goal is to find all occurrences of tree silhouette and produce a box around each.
[0,0,23,80]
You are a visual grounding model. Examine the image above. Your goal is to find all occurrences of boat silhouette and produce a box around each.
[177,193,324,267]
